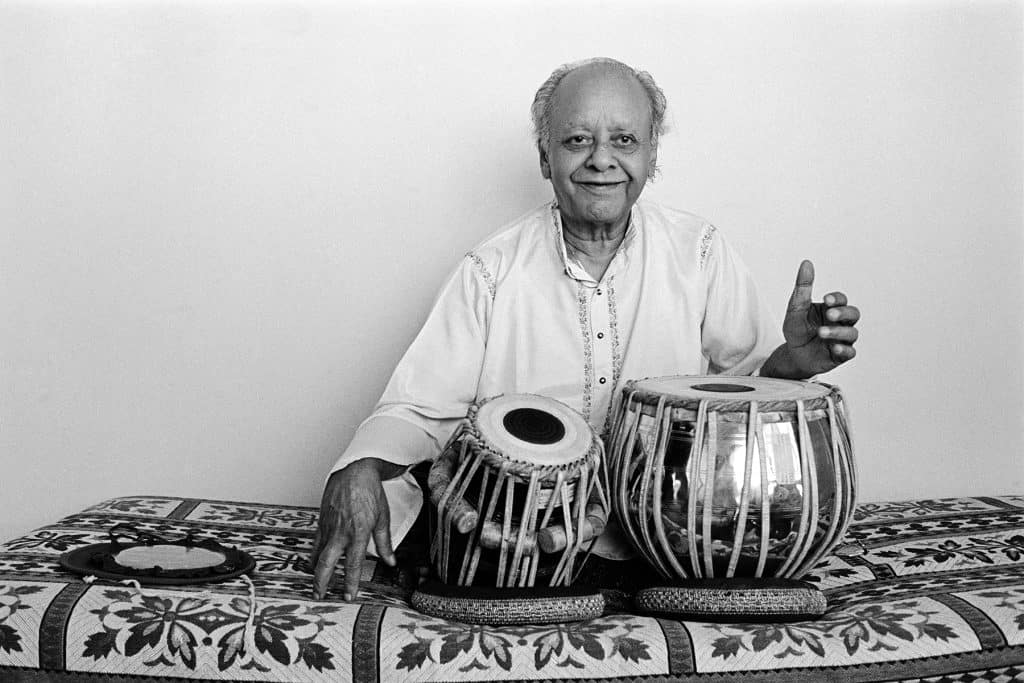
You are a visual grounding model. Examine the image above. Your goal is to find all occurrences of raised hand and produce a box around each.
[310,459,396,601]
[774,259,860,377]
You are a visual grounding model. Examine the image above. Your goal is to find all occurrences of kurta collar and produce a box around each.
[549,200,639,286]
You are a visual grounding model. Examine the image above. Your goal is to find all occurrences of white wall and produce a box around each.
[3,1,1022,543]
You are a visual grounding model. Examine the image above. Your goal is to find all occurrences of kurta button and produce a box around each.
[599,377,607,384]
[597,332,604,339]
[596,289,602,295]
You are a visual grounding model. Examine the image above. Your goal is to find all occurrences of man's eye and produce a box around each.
[614,135,639,147]
[564,136,591,148]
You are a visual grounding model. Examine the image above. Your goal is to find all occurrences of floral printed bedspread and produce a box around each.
[1,495,1023,682]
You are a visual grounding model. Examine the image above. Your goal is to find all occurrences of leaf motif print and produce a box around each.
[566,629,605,661]
[479,631,513,671]
[534,629,564,669]
[839,621,870,655]
[217,627,246,671]
[439,630,475,664]
[0,624,23,654]
[396,637,433,671]
[124,619,163,657]
[711,634,746,659]
[750,627,783,652]
[166,622,198,669]
[82,628,119,660]
[705,599,962,661]
[299,641,335,672]
[255,622,291,665]
[457,657,490,672]
[82,590,338,673]
[102,590,135,603]
[611,635,650,663]
[919,621,958,642]
[789,627,826,657]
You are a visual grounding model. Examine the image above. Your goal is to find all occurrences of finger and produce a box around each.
[344,529,370,602]
[373,505,396,567]
[830,344,857,362]
[309,502,335,570]
[310,479,338,570]
[312,536,346,600]
[309,527,323,571]
[786,260,815,314]
[818,326,859,344]
[824,305,860,324]
[823,291,848,307]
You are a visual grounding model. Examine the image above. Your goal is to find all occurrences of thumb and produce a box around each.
[786,259,815,314]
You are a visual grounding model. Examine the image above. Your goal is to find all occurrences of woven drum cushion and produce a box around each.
[634,578,827,622]
[411,580,605,625]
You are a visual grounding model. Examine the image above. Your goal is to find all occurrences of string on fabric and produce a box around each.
[81,573,264,669]
[240,574,262,668]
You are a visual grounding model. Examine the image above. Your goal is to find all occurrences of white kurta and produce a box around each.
[333,200,784,557]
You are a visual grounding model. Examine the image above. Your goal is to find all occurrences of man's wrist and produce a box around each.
[760,344,811,380]
[343,457,408,482]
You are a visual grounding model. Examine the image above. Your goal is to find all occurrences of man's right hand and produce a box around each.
[310,459,398,600]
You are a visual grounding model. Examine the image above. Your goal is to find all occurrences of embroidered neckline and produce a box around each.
[549,200,639,285]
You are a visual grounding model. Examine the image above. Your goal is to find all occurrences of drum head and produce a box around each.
[474,394,594,468]
[60,540,255,586]
[629,375,830,405]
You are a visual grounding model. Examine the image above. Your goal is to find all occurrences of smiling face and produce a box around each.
[540,64,657,235]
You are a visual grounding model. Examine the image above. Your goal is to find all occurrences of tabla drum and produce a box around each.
[607,376,856,581]
[427,394,608,588]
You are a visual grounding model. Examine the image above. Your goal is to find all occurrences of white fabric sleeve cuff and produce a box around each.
[330,415,439,474]
[368,473,423,558]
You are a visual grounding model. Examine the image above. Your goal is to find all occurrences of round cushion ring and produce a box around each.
[635,578,827,622]
[411,580,605,625]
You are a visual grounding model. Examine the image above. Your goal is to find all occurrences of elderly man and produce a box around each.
[311,58,860,600]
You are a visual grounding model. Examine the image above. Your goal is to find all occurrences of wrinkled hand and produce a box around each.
[310,460,396,601]
[781,260,860,376]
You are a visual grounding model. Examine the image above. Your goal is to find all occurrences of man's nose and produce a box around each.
[586,142,616,172]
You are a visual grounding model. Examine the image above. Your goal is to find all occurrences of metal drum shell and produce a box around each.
[607,376,856,581]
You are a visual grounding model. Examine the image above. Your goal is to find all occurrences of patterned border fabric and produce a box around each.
[1,495,1023,681]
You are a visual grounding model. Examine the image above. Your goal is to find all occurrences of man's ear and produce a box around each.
[647,145,659,181]
[538,142,551,180]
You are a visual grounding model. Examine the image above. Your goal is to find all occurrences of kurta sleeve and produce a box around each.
[700,227,784,375]
[327,255,491,556]
[331,254,491,474]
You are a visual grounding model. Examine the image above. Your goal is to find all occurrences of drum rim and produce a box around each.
[622,375,842,412]
[470,393,602,475]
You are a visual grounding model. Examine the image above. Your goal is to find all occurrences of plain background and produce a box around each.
[2,1,1022,543]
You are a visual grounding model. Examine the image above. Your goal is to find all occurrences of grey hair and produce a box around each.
[530,57,668,152]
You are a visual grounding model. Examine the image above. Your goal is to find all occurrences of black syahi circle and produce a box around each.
[502,407,566,445]
[691,383,756,393]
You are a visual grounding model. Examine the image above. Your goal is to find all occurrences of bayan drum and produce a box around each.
[607,376,856,582]
[427,394,608,588]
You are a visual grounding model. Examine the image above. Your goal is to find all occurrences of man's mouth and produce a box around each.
[577,181,625,192]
